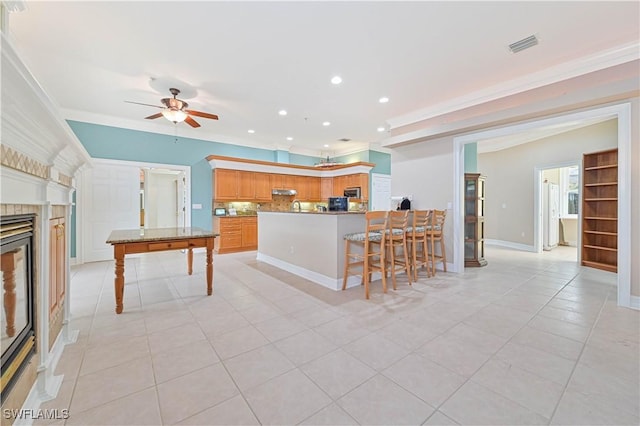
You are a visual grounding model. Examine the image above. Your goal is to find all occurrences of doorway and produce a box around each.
[79,159,191,263]
[453,103,632,308]
[537,165,579,261]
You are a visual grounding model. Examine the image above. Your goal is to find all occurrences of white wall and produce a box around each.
[478,119,618,246]
[391,136,455,267]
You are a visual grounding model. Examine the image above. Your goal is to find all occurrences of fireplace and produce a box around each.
[1,214,36,398]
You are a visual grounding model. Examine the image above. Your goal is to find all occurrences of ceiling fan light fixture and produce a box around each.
[162,108,188,123]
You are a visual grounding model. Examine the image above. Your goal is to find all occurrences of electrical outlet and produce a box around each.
[289,246,294,254]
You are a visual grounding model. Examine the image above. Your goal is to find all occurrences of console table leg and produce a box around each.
[188,248,193,275]
[114,245,125,314]
[206,238,213,296]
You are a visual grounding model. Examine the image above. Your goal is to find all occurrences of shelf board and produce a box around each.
[583,244,617,252]
[584,182,617,187]
[584,230,617,236]
[581,260,617,273]
[583,216,617,221]
[584,164,617,171]
[584,198,617,202]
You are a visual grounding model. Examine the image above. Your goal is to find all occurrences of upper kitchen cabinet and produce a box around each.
[254,173,272,201]
[214,169,239,200]
[208,155,374,202]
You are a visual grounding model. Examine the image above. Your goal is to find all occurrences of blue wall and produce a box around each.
[464,143,478,173]
[68,120,390,255]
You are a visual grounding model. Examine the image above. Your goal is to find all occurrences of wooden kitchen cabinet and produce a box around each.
[213,216,257,253]
[237,171,255,200]
[254,172,272,201]
[214,169,239,200]
[295,176,310,200]
[321,178,333,200]
[214,169,273,201]
[49,217,66,319]
[308,177,321,201]
[241,217,258,248]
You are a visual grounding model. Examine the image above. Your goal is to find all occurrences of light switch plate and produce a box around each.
[192,203,202,210]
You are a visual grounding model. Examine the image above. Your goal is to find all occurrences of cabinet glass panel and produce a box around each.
[465,222,476,239]
[465,180,476,197]
[464,242,474,259]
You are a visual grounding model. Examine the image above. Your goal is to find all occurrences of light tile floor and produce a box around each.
[36,246,639,425]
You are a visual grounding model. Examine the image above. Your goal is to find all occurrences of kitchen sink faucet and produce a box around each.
[291,199,301,212]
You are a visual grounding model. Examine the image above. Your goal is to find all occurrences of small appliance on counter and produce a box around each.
[214,208,227,216]
[328,197,348,212]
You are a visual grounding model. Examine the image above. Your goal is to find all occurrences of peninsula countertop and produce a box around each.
[257,210,366,215]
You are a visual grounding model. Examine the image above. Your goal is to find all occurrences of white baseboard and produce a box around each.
[629,295,640,310]
[256,252,381,291]
[485,239,535,252]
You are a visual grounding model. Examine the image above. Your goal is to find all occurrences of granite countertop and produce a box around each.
[106,227,218,244]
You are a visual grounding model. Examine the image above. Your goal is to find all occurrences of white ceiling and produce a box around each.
[6,1,639,156]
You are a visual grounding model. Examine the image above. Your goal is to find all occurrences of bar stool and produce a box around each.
[406,209,431,281]
[342,211,388,299]
[386,210,412,290]
[426,209,447,275]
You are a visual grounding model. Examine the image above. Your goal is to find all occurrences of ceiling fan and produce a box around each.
[125,88,218,128]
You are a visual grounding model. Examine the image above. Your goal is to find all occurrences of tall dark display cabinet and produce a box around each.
[464,173,488,267]
[581,148,618,273]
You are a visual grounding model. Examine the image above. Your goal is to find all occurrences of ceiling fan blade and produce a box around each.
[185,109,219,120]
[125,100,163,108]
[145,112,163,120]
[185,116,201,128]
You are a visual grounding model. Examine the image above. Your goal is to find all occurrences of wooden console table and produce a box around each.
[106,227,218,314]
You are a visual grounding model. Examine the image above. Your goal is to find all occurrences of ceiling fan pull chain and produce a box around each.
[174,122,178,144]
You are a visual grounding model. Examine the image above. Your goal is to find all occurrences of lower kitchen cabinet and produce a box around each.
[213,216,257,254]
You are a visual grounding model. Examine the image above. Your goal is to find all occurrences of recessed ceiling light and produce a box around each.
[248,129,255,134]
[279,110,287,116]
[324,144,329,148]
[377,127,385,132]
[379,97,389,104]
[286,137,293,141]
[322,121,331,126]
[331,76,342,85]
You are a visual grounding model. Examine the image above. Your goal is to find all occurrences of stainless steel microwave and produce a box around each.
[343,187,361,198]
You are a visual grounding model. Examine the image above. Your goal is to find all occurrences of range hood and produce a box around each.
[272,188,297,196]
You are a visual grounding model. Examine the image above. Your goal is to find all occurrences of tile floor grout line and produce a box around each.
[545,272,611,424]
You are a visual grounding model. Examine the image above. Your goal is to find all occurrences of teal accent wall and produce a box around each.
[464,143,478,173]
[369,150,391,175]
[68,120,392,254]
[275,150,290,164]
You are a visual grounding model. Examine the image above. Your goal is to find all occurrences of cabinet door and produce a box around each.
[214,169,238,200]
[320,178,333,200]
[237,171,255,199]
[254,173,272,201]
[357,174,369,200]
[295,176,310,200]
[241,218,258,248]
[333,175,347,196]
[271,174,284,189]
[308,177,321,201]
[283,174,296,190]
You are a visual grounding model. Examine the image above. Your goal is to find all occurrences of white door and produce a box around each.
[144,169,184,228]
[81,161,141,262]
[371,173,392,211]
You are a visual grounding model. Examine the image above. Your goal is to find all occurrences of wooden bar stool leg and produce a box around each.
[342,240,350,291]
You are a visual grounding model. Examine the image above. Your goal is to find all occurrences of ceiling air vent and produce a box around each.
[509,34,538,53]
[338,138,351,142]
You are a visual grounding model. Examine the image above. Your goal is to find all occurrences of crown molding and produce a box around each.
[387,41,640,130]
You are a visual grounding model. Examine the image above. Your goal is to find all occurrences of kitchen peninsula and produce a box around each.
[257,211,368,290]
